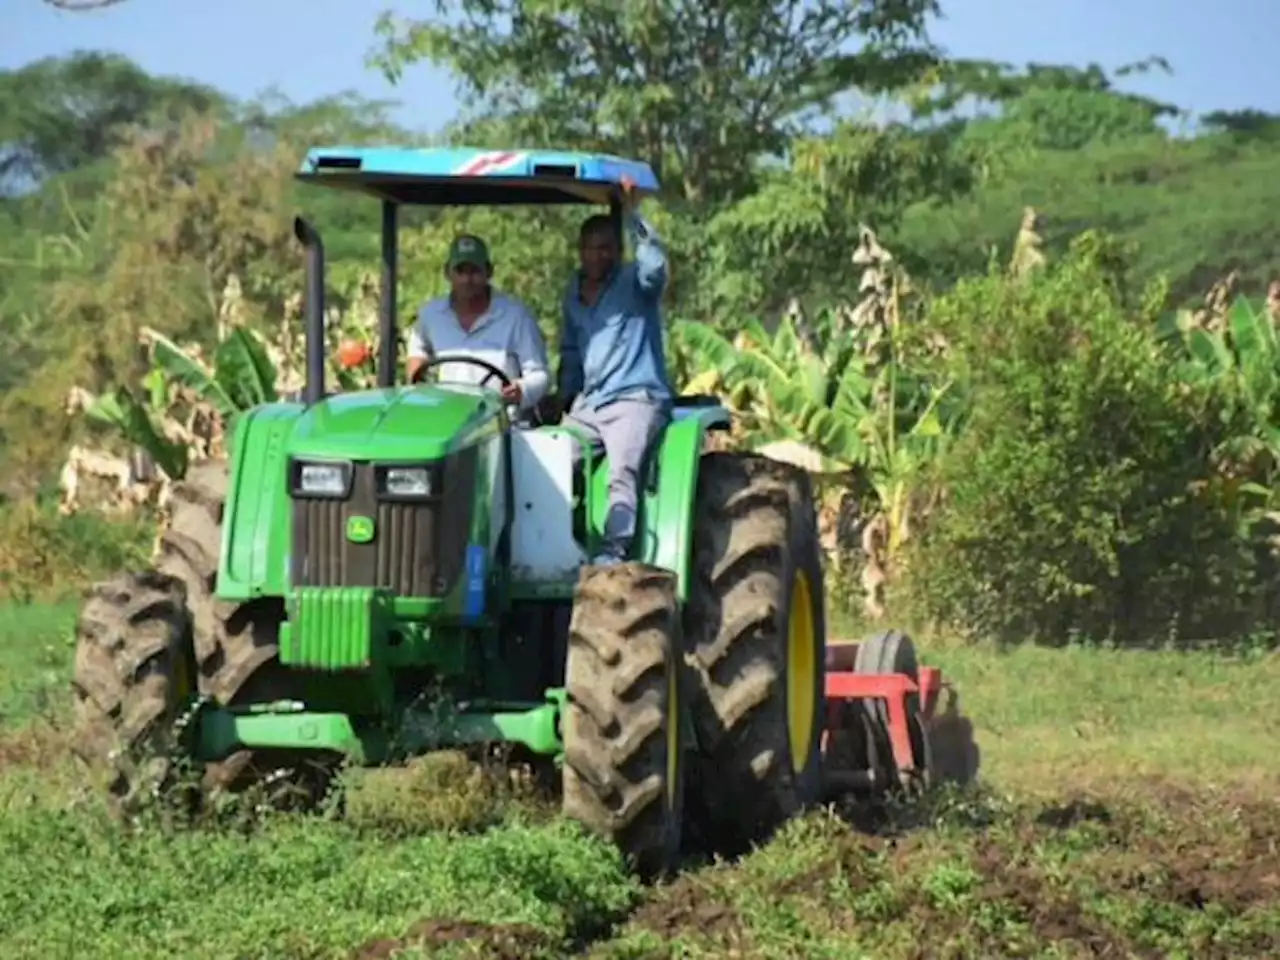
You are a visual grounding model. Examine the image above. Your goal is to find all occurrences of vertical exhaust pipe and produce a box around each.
[294,216,326,405]
[378,201,398,388]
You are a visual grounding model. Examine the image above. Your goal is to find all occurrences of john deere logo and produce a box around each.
[346,515,375,543]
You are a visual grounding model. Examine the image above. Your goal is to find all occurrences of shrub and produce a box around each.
[903,233,1261,647]
[0,499,155,605]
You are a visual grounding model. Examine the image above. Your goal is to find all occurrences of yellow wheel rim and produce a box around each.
[666,657,679,809]
[786,570,817,774]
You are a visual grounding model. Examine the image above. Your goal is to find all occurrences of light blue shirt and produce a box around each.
[408,290,550,410]
[558,213,673,410]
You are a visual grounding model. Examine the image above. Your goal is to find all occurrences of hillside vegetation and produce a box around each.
[2,2,1279,956]
[4,19,1280,642]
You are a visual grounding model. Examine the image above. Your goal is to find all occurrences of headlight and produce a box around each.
[377,464,439,500]
[290,459,352,498]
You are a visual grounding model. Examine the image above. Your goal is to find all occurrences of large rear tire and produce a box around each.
[561,561,685,878]
[684,452,827,853]
[70,570,198,817]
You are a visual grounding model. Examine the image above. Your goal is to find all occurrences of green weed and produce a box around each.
[0,601,1276,958]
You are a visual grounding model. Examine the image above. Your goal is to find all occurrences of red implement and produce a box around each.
[819,629,951,797]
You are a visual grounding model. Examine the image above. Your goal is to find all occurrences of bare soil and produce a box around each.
[613,779,1280,958]
[346,779,1278,958]
[355,919,554,959]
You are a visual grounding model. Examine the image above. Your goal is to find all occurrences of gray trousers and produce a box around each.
[563,397,672,559]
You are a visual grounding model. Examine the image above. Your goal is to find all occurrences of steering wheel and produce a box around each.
[410,355,513,390]
[410,354,545,426]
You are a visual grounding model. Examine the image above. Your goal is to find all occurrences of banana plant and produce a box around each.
[675,311,960,465]
[81,387,190,482]
[863,364,959,560]
[1175,296,1280,536]
[673,309,963,616]
[143,325,279,418]
[673,311,961,517]
[77,324,280,482]
[672,316,864,466]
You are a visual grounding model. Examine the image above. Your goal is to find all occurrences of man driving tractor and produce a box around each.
[406,233,550,416]
[555,176,674,567]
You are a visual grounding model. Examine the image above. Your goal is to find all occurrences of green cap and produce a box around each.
[447,234,491,270]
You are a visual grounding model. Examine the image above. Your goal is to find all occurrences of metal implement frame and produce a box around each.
[819,638,947,792]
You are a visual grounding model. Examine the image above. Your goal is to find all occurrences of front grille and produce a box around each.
[291,448,476,597]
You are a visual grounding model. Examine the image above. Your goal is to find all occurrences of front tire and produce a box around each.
[561,562,685,878]
[155,459,325,805]
[70,570,198,817]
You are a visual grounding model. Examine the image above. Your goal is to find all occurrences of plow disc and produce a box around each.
[820,629,978,801]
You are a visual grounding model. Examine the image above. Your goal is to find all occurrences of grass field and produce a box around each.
[1,601,1277,959]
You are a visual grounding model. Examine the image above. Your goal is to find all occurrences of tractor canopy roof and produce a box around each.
[294,146,660,207]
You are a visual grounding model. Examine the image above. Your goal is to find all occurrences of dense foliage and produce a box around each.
[4,12,1280,648]
[906,239,1271,646]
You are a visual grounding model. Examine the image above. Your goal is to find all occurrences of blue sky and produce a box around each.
[5,0,1277,133]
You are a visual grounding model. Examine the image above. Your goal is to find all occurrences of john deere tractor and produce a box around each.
[71,147,828,875]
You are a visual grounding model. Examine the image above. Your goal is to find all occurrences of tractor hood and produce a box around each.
[287,384,504,462]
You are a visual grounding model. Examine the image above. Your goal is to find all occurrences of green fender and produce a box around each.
[587,403,732,601]
[217,402,304,602]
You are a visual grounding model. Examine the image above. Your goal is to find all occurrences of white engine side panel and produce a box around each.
[485,431,506,554]
[509,428,586,581]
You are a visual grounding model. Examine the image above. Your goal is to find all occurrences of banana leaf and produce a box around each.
[142,367,168,410]
[671,321,740,374]
[147,330,239,418]
[213,326,279,411]
[83,388,189,480]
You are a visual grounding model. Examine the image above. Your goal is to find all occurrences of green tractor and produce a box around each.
[71,147,951,876]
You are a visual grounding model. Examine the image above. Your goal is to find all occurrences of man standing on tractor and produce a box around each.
[406,234,550,417]
[555,177,674,566]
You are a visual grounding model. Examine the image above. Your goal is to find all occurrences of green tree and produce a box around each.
[0,112,301,487]
[701,119,973,317]
[916,57,1179,122]
[1200,108,1280,142]
[0,51,225,190]
[369,0,941,204]
[912,58,1179,180]
[963,85,1168,155]
[905,233,1259,647]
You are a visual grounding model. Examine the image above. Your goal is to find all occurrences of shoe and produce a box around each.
[590,552,622,567]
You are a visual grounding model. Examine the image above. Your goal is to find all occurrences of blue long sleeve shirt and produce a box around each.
[558,213,673,410]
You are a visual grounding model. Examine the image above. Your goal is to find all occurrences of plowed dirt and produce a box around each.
[597,779,1280,959]
[355,919,553,959]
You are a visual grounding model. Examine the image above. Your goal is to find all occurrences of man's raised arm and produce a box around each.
[629,211,667,299]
